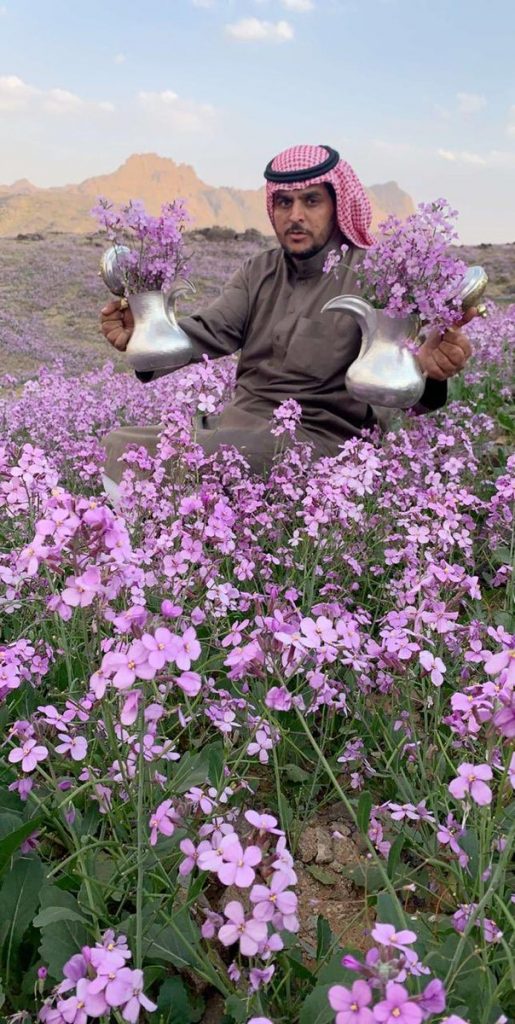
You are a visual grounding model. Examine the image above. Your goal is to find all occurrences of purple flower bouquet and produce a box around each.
[92,196,192,295]
[324,199,468,329]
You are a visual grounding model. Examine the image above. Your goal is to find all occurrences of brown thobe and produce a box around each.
[103,231,446,480]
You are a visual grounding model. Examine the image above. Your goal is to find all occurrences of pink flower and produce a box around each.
[9,738,48,773]
[419,979,446,1015]
[245,810,282,835]
[250,872,297,921]
[218,900,267,955]
[102,645,155,690]
[120,691,142,726]
[62,567,102,608]
[328,979,374,1024]
[374,982,423,1024]
[58,978,107,1023]
[247,729,273,764]
[419,650,446,686]
[448,763,493,806]
[148,799,177,845]
[179,837,211,876]
[174,627,201,671]
[265,686,292,711]
[55,733,88,761]
[299,615,338,649]
[508,752,515,790]
[371,924,417,950]
[88,964,134,1007]
[484,648,515,684]
[141,627,180,670]
[119,968,157,1022]
[216,834,262,888]
[175,670,202,697]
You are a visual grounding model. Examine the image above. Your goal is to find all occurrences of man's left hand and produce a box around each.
[416,307,476,382]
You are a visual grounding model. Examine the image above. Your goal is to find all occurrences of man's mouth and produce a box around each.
[288,231,309,240]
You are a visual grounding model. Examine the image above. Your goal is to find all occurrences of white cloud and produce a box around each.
[225,17,294,41]
[0,74,114,116]
[507,105,515,136]
[0,75,39,110]
[456,91,486,114]
[281,0,314,10]
[137,90,216,131]
[438,147,515,168]
[114,53,126,64]
[0,5,7,13]
[191,0,215,6]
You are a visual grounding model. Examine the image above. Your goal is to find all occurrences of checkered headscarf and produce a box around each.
[264,144,374,248]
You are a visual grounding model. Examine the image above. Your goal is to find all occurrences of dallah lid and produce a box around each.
[264,144,374,248]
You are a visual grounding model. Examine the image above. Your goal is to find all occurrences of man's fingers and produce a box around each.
[438,338,472,366]
[431,350,458,377]
[101,299,122,316]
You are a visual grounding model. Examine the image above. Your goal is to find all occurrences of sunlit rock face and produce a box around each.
[0,152,414,236]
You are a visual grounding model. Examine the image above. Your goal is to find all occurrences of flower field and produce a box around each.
[0,233,514,1024]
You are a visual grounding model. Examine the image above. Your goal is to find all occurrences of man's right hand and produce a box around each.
[100,299,135,351]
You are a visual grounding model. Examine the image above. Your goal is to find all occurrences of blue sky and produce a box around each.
[0,0,514,242]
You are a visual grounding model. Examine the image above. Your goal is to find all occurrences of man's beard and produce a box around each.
[283,237,326,260]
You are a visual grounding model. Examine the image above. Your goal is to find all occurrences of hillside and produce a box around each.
[0,153,414,237]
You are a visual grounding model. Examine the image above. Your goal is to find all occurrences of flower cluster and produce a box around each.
[185,809,298,980]
[92,196,191,294]
[38,931,155,1024]
[329,924,467,1024]
[323,199,468,328]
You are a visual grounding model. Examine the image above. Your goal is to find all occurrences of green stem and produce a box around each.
[135,706,146,969]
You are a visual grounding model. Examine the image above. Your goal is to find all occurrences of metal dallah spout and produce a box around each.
[321,294,378,345]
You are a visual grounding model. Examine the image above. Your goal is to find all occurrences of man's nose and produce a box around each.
[288,199,306,222]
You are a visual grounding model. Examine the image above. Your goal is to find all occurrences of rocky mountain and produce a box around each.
[0,153,414,237]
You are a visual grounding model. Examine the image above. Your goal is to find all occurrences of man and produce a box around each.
[101,144,473,489]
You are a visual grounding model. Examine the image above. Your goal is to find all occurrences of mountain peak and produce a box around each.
[0,153,415,237]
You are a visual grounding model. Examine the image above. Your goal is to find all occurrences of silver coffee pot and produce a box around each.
[99,245,195,374]
[321,265,488,409]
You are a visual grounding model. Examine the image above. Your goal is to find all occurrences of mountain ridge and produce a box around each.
[0,153,415,237]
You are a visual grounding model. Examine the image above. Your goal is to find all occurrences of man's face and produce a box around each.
[272,184,336,259]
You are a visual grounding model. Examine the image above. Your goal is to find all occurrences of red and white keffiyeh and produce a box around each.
[264,144,374,249]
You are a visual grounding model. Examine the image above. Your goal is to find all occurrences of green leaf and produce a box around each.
[143,909,202,971]
[0,851,43,946]
[316,915,332,961]
[207,742,225,789]
[307,865,336,886]
[33,906,87,928]
[0,856,44,954]
[387,834,405,880]
[157,976,195,1024]
[0,815,43,875]
[277,790,294,831]
[169,749,212,795]
[299,983,333,1024]
[284,763,311,783]
[356,791,373,835]
[223,994,248,1023]
[341,861,384,891]
[285,952,314,980]
[37,886,90,980]
[497,411,515,431]
[375,891,409,932]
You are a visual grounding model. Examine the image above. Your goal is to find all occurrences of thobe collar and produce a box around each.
[283,227,346,280]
